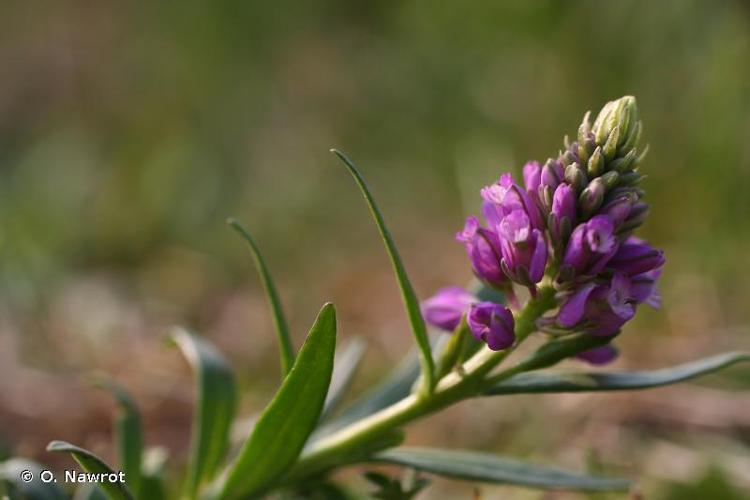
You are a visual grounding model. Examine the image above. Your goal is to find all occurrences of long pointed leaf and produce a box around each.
[93,378,143,496]
[218,303,337,499]
[332,149,435,392]
[227,218,295,377]
[374,448,631,491]
[170,329,237,498]
[47,441,134,500]
[484,351,750,395]
[0,458,67,500]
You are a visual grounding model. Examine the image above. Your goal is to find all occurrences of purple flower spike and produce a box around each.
[468,302,515,351]
[421,286,475,331]
[561,215,618,280]
[608,237,665,277]
[498,209,548,286]
[456,217,509,288]
[576,344,619,365]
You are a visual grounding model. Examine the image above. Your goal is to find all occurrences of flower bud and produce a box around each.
[592,96,639,150]
[467,302,515,351]
[576,137,596,165]
[608,237,665,277]
[601,171,620,190]
[619,118,642,155]
[561,149,579,168]
[618,171,642,186]
[541,159,564,190]
[577,111,592,146]
[603,125,620,161]
[578,178,606,218]
[587,146,605,177]
[549,183,576,245]
[616,201,649,234]
[564,162,587,193]
[608,149,637,173]
[456,217,509,288]
[600,193,636,227]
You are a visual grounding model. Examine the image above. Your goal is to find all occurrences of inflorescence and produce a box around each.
[422,96,665,364]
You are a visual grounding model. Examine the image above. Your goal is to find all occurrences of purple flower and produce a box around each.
[608,237,665,277]
[599,192,636,228]
[498,209,548,286]
[549,183,576,244]
[557,273,635,336]
[524,160,564,213]
[576,344,619,365]
[481,173,543,230]
[456,217,509,288]
[560,215,618,280]
[421,286,475,331]
[630,268,662,308]
[523,161,542,206]
[467,302,515,350]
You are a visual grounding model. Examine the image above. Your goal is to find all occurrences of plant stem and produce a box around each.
[286,286,556,482]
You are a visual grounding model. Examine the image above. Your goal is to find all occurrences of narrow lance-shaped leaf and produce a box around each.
[217,303,337,499]
[92,378,143,496]
[228,218,295,378]
[484,351,750,396]
[332,149,435,392]
[322,337,367,420]
[47,441,134,500]
[170,328,237,499]
[0,458,67,500]
[373,448,631,492]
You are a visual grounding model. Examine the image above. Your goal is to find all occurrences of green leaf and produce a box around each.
[218,303,337,499]
[92,378,143,496]
[322,337,367,419]
[170,328,237,498]
[227,218,295,377]
[514,333,610,372]
[47,441,134,500]
[484,351,750,395]
[373,448,631,491]
[332,149,435,392]
[0,458,67,500]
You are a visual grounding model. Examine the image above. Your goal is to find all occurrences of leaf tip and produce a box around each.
[46,440,70,453]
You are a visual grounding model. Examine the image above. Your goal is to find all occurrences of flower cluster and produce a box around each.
[422,96,664,363]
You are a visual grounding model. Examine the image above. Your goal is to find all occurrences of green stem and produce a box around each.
[286,286,556,483]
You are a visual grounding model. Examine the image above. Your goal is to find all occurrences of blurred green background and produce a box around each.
[1,1,749,498]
